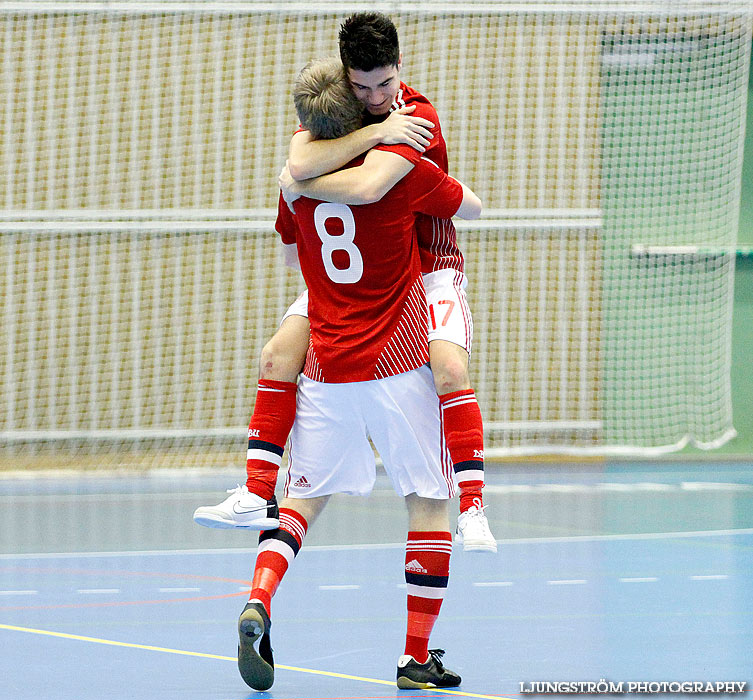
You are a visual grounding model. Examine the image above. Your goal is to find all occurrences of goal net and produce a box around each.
[0,1,749,469]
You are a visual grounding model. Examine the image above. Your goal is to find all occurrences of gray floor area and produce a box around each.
[1,460,752,699]
[2,460,752,555]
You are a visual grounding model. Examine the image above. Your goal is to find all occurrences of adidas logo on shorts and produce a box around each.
[405,559,428,574]
[293,475,311,488]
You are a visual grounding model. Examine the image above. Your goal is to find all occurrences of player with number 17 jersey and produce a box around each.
[275,155,463,384]
[366,82,463,275]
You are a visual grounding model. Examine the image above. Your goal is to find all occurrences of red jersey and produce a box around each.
[276,157,463,383]
[364,82,464,274]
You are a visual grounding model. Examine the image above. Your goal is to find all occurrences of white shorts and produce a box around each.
[280,270,473,351]
[285,365,454,500]
[424,269,473,352]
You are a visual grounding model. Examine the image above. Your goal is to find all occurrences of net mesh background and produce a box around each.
[0,2,749,468]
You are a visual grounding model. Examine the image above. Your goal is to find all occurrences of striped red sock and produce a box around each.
[404,531,452,663]
[248,508,308,616]
[245,379,298,500]
[439,389,485,512]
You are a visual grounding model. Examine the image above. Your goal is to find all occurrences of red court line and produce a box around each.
[0,564,251,586]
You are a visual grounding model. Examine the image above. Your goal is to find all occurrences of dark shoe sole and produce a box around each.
[397,676,438,689]
[397,676,461,689]
[238,607,274,690]
[396,657,461,690]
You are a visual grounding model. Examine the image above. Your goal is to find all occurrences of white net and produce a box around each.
[0,1,749,468]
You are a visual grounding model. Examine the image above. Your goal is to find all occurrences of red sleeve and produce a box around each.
[370,100,441,166]
[274,192,297,245]
[404,159,463,219]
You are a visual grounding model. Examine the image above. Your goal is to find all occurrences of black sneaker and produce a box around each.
[237,601,274,690]
[396,649,461,689]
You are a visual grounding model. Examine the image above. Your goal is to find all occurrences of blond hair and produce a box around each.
[293,57,363,140]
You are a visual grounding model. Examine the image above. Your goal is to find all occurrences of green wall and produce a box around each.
[702,76,753,457]
[739,58,753,247]
[726,256,753,455]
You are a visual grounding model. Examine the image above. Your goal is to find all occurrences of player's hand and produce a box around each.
[377,106,435,152]
[279,161,301,213]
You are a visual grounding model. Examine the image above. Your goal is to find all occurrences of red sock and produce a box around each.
[245,379,298,500]
[439,389,485,512]
[404,531,452,663]
[248,508,308,616]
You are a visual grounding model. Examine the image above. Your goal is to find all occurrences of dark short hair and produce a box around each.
[339,12,399,73]
[293,57,363,140]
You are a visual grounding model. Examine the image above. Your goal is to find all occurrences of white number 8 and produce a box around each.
[313,203,363,284]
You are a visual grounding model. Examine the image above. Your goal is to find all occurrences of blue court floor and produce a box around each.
[1,461,752,700]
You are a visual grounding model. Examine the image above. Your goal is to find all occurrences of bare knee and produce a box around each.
[429,340,471,395]
[431,357,470,395]
[259,339,304,382]
[259,317,309,382]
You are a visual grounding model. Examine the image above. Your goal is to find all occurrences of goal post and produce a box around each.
[0,2,749,468]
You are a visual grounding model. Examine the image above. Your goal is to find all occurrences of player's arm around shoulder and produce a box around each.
[287,128,373,181]
[287,106,434,181]
[280,149,414,207]
[351,149,414,203]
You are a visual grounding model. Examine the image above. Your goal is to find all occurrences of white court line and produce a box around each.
[619,577,658,583]
[157,587,201,593]
[484,482,753,494]
[0,528,751,560]
[690,574,729,581]
[681,482,753,492]
[0,493,233,503]
[0,590,39,596]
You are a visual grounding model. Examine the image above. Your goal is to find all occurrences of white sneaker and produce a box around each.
[193,485,279,530]
[455,505,497,553]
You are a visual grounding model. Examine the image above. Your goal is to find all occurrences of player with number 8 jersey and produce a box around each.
[194,13,496,566]
[275,154,463,384]
[281,49,497,553]
[196,54,485,693]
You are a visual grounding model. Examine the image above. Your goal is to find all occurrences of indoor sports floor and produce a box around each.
[1,460,752,700]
